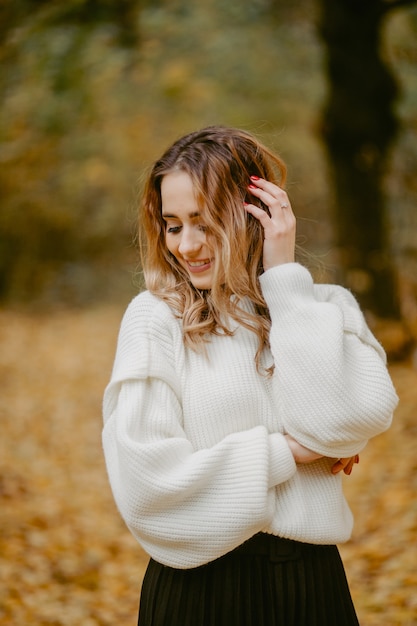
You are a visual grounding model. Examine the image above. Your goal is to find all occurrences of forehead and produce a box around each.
[161,171,197,210]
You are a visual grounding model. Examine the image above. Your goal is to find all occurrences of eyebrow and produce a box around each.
[161,211,201,219]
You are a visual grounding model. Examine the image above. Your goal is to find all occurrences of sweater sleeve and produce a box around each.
[260,263,399,458]
[102,294,296,569]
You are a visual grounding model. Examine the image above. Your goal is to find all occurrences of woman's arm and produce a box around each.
[245,177,398,459]
[261,263,398,457]
[102,295,297,569]
[103,378,296,569]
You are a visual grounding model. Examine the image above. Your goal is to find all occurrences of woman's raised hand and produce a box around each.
[245,176,296,270]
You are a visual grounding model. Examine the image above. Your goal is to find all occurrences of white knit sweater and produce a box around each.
[102,263,398,569]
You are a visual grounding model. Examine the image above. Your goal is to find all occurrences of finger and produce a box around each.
[246,189,295,233]
[248,177,292,214]
[244,201,296,246]
[343,458,355,475]
[331,457,351,474]
[331,456,358,476]
[249,176,285,198]
[331,459,346,474]
[244,201,274,228]
[247,185,290,214]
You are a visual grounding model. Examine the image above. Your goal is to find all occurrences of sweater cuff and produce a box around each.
[268,433,297,488]
[259,263,315,316]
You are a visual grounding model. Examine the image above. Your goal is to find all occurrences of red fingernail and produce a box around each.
[250,175,260,180]
[248,184,257,189]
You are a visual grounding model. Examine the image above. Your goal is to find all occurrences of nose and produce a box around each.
[178,226,203,257]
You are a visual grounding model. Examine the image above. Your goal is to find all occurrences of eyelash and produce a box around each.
[165,225,207,234]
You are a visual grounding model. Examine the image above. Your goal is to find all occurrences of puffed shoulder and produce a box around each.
[313,282,387,362]
[260,263,387,363]
[109,291,184,386]
[122,290,179,324]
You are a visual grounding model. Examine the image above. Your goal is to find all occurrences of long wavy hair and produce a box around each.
[139,126,287,371]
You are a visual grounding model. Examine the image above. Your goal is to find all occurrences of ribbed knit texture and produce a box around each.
[102,263,398,569]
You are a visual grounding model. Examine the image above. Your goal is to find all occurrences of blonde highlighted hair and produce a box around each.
[139,126,287,371]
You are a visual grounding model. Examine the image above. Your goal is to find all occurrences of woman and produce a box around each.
[102,126,398,625]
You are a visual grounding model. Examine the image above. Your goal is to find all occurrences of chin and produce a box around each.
[189,275,213,290]
[190,280,212,290]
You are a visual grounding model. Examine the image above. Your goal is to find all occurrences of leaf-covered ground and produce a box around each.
[0,306,416,625]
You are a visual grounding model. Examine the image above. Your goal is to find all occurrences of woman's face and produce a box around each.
[161,171,215,290]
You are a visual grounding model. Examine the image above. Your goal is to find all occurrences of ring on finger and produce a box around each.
[280,202,289,209]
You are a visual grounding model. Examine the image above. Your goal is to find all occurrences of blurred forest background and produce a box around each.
[1,0,417,325]
[1,0,417,625]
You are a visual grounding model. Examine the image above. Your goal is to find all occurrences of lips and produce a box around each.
[185,259,212,273]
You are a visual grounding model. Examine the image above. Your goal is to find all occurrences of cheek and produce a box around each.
[164,233,176,256]
[205,233,216,253]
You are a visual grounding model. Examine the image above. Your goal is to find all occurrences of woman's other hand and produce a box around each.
[284,434,323,464]
[331,455,360,476]
[245,176,296,270]
[285,434,360,476]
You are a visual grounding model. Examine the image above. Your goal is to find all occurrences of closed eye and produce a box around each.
[166,225,181,234]
[165,222,207,234]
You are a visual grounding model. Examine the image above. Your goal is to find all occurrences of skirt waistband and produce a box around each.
[231,533,302,563]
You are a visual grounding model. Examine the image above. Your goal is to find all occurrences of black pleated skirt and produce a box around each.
[137,533,360,626]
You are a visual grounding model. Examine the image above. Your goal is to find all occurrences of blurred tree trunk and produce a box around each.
[318,0,417,318]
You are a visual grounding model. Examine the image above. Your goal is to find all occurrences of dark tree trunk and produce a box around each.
[318,0,410,317]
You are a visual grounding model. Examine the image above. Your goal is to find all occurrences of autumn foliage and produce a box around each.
[0,307,416,625]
